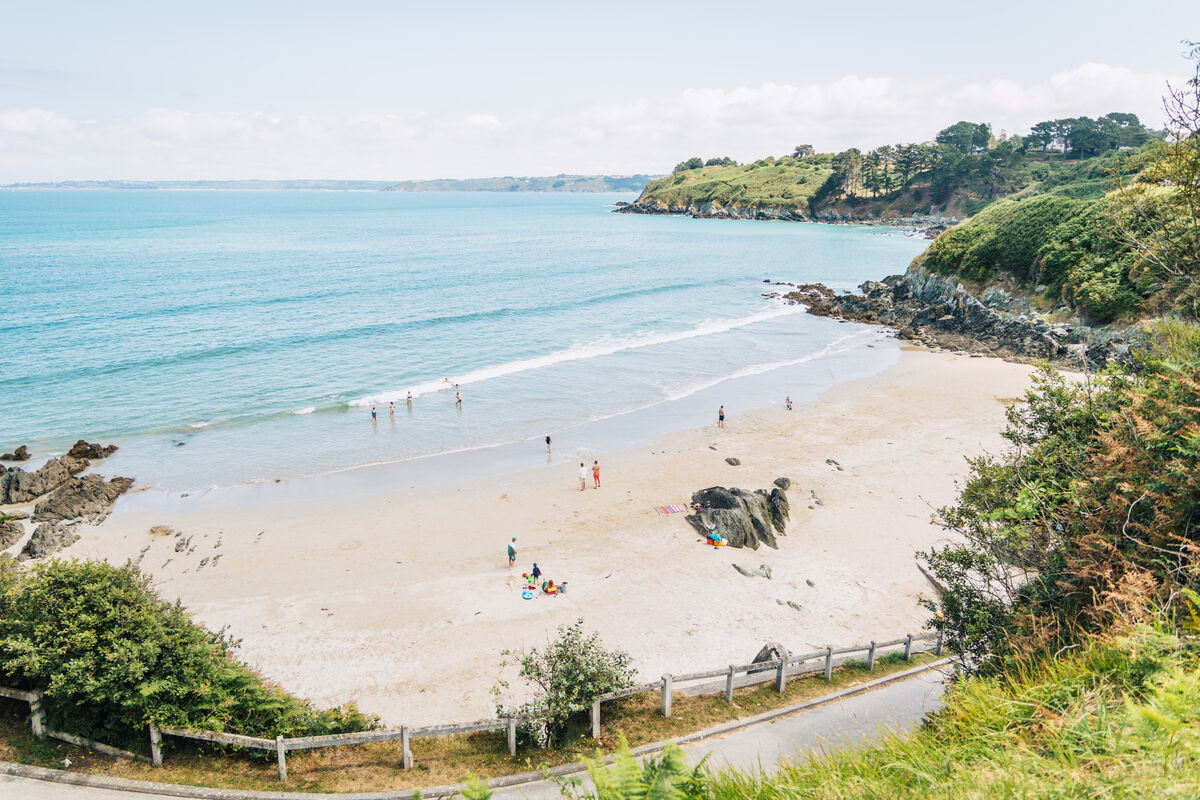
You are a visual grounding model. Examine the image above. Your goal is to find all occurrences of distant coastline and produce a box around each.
[0,174,659,193]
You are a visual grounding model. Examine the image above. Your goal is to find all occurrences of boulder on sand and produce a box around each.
[32,474,133,524]
[19,521,79,560]
[1,455,89,505]
[1,445,30,461]
[67,440,118,460]
[685,485,787,549]
[749,641,791,673]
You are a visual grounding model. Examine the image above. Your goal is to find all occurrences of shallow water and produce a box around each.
[0,191,927,490]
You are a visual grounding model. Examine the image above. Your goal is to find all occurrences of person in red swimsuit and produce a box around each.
[592,460,600,488]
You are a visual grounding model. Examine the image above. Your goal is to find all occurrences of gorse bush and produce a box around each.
[493,619,635,748]
[0,558,375,745]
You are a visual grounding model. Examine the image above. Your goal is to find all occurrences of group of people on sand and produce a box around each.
[508,537,565,596]
[579,460,600,491]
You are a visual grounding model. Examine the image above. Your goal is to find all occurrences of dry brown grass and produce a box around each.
[0,652,936,793]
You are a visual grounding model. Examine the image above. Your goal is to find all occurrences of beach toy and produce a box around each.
[522,590,534,600]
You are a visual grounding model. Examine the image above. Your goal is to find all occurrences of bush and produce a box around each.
[0,558,376,745]
[493,619,635,747]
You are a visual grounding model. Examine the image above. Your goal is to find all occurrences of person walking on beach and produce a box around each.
[592,460,600,488]
[786,396,792,411]
[507,537,517,568]
[545,434,552,454]
[578,462,587,491]
[718,405,725,428]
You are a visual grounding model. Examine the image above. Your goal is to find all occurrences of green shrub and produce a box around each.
[0,558,375,745]
[493,619,635,747]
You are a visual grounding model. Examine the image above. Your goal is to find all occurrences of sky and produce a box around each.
[1,1,1197,181]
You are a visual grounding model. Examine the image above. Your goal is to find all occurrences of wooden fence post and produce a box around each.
[149,723,162,767]
[823,647,833,681]
[401,725,412,769]
[867,641,877,670]
[904,634,913,660]
[725,665,735,704]
[661,674,672,718]
[775,660,787,693]
[507,716,517,755]
[29,692,45,739]
[591,700,601,739]
[275,735,287,783]
[936,629,944,656]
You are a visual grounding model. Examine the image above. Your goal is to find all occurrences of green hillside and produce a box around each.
[624,114,1161,221]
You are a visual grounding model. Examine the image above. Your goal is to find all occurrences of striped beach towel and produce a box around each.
[654,504,690,515]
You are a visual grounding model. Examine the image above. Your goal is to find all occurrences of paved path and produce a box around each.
[0,665,949,800]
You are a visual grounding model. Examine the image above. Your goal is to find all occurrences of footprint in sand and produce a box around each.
[338,540,362,551]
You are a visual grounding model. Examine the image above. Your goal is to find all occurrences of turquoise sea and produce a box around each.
[0,191,928,491]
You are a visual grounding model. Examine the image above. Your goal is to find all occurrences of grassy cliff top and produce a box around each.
[632,157,833,213]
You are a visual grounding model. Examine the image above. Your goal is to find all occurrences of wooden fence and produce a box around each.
[0,628,942,783]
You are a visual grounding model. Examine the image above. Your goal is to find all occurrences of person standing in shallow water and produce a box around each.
[456,391,462,407]
[592,460,600,488]
[545,434,552,454]
[718,405,725,428]
[389,401,395,418]
[371,406,377,422]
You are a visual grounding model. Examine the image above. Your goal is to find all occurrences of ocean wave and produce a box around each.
[293,406,316,415]
[350,306,803,407]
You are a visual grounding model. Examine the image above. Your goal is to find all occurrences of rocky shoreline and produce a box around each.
[766,265,1143,370]
[614,200,957,238]
[0,440,132,561]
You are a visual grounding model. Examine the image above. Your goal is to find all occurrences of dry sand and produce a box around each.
[60,348,1034,726]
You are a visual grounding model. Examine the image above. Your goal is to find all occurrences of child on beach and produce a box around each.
[531,563,541,581]
[371,406,377,421]
[507,537,517,567]
[578,463,587,491]
[786,396,792,410]
[592,460,600,488]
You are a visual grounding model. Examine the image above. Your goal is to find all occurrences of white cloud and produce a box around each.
[0,62,1180,182]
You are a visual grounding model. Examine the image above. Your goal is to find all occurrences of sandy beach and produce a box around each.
[50,347,1034,726]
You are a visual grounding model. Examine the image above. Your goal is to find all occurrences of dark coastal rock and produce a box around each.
[67,440,118,460]
[685,485,784,549]
[1,445,30,461]
[733,563,772,579]
[780,264,1141,370]
[19,521,79,560]
[725,457,741,466]
[768,488,789,534]
[0,517,24,550]
[616,198,811,222]
[750,641,791,672]
[1,455,89,505]
[773,477,791,490]
[31,474,133,524]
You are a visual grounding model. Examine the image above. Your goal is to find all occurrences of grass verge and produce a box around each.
[0,652,937,793]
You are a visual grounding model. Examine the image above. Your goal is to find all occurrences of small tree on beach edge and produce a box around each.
[492,618,635,748]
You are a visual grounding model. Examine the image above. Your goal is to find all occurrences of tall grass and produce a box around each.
[579,627,1200,798]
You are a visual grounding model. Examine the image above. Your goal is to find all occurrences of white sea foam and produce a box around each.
[293,406,316,415]
[189,420,214,429]
[350,306,802,407]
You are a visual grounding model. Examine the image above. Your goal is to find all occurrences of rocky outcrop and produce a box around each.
[774,265,1142,370]
[685,484,790,549]
[1,445,30,461]
[1,455,89,504]
[67,440,118,460]
[616,198,811,222]
[733,563,773,579]
[0,517,24,549]
[31,474,133,524]
[19,522,79,560]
